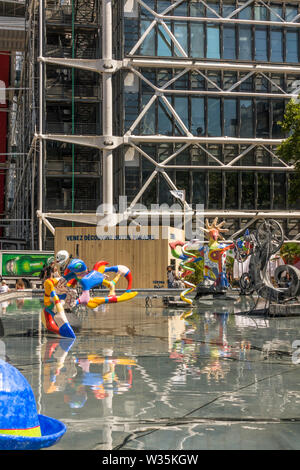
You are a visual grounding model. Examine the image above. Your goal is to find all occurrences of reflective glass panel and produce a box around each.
[241,173,255,209]
[174,22,188,56]
[157,22,172,56]
[272,100,285,138]
[239,26,252,60]
[192,172,206,205]
[226,172,238,209]
[191,97,205,136]
[255,27,268,61]
[257,173,271,209]
[273,173,286,209]
[174,96,189,135]
[240,100,253,138]
[140,20,155,55]
[207,25,220,58]
[207,98,221,136]
[224,99,237,137]
[158,97,173,135]
[190,23,204,58]
[208,172,222,209]
[256,100,269,138]
[286,31,299,62]
[270,29,283,62]
[223,26,236,59]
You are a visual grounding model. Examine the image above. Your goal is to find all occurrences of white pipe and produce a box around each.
[129,135,283,145]
[102,0,113,213]
[38,0,43,251]
[128,59,300,74]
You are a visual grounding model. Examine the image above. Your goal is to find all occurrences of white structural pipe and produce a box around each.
[38,0,43,251]
[102,0,114,213]
[128,58,300,75]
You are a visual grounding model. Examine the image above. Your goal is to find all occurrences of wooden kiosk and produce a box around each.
[54,226,185,289]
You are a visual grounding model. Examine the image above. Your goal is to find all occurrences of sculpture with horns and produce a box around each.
[169,217,244,304]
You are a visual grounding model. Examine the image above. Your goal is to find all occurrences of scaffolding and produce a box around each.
[5,0,300,249]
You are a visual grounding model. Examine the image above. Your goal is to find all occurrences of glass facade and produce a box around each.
[121,0,299,216]
[125,1,300,62]
[43,1,102,213]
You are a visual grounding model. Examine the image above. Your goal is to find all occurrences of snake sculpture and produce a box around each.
[169,218,249,305]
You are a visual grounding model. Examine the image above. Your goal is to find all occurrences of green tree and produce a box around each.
[277,98,300,204]
[185,258,204,286]
[280,243,300,265]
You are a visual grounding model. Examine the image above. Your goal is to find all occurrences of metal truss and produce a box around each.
[133,0,300,29]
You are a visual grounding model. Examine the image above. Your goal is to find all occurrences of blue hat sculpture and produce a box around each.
[0,359,66,450]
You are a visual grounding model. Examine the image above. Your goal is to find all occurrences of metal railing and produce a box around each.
[45,45,100,59]
[46,198,99,212]
[45,6,98,25]
[46,84,101,100]
[46,122,100,135]
[0,2,25,18]
[46,160,100,175]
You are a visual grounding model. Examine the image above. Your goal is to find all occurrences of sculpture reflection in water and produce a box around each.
[42,250,138,339]
[169,310,251,383]
[42,337,136,410]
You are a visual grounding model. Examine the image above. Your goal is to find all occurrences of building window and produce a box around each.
[226,172,238,209]
[255,27,268,61]
[256,100,269,138]
[270,29,283,62]
[207,25,220,59]
[190,23,204,58]
[208,172,222,209]
[239,26,252,60]
[286,31,299,63]
[224,99,237,137]
[223,26,236,60]
[257,173,271,209]
[240,100,253,138]
[207,98,221,136]
[273,174,286,209]
[242,173,255,209]
[191,97,205,136]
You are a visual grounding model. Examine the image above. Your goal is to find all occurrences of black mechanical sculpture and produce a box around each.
[237,219,300,303]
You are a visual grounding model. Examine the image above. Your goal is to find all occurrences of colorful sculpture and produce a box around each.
[42,250,138,338]
[170,217,249,305]
[42,276,76,339]
[0,359,66,450]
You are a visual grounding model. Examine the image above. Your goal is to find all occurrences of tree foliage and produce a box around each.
[185,256,204,285]
[280,242,300,265]
[277,98,300,204]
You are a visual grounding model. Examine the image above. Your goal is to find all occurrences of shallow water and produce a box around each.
[1,296,300,450]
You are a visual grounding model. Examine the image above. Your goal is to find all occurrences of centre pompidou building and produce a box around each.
[9,0,300,248]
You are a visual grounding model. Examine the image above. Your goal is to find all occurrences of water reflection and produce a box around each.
[169,310,252,384]
[42,338,136,409]
[0,298,300,450]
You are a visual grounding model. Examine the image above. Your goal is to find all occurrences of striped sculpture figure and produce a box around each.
[42,275,76,339]
[42,251,138,338]
[170,218,249,305]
